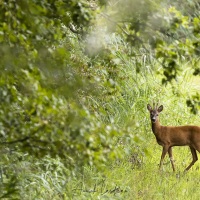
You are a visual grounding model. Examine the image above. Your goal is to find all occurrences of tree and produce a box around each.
[0,0,124,171]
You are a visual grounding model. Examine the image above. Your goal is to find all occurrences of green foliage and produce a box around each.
[0,0,200,198]
[155,6,200,85]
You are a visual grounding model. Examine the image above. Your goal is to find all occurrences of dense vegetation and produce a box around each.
[0,0,200,199]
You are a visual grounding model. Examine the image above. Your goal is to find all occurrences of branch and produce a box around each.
[68,23,80,34]
[0,137,30,145]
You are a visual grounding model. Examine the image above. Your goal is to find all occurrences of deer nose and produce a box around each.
[152,116,156,122]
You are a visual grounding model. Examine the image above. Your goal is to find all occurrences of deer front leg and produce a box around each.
[168,147,175,171]
[159,146,169,170]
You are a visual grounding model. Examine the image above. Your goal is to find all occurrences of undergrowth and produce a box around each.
[4,61,200,200]
[1,25,200,200]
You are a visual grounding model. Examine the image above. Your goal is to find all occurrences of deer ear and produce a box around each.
[147,104,152,111]
[157,105,163,113]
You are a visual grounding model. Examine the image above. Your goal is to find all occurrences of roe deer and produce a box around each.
[147,103,200,171]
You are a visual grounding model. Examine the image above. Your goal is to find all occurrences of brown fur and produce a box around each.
[147,104,200,171]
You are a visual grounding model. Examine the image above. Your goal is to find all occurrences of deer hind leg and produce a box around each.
[168,147,175,171]
[159,146,169,170]
[185,147,198,171]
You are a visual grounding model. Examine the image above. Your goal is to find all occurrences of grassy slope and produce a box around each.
[14,33,200,199]
[68,63,200,200]
[16,62,200,200]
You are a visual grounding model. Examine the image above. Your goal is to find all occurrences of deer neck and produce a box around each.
[151,119,161,136]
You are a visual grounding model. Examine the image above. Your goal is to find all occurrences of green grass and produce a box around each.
[4,34,200,200]
[68,149,200,200]
[67,137,200,199]
[11,63,199,200]
[65,62,200,200]
[9,64,200,200]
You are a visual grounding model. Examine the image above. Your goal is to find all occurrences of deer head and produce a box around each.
[147,103,163,123]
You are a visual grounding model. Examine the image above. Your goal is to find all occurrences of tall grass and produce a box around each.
[66,62,200,199]
[64,40,200,199]
[7,35,200,200]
